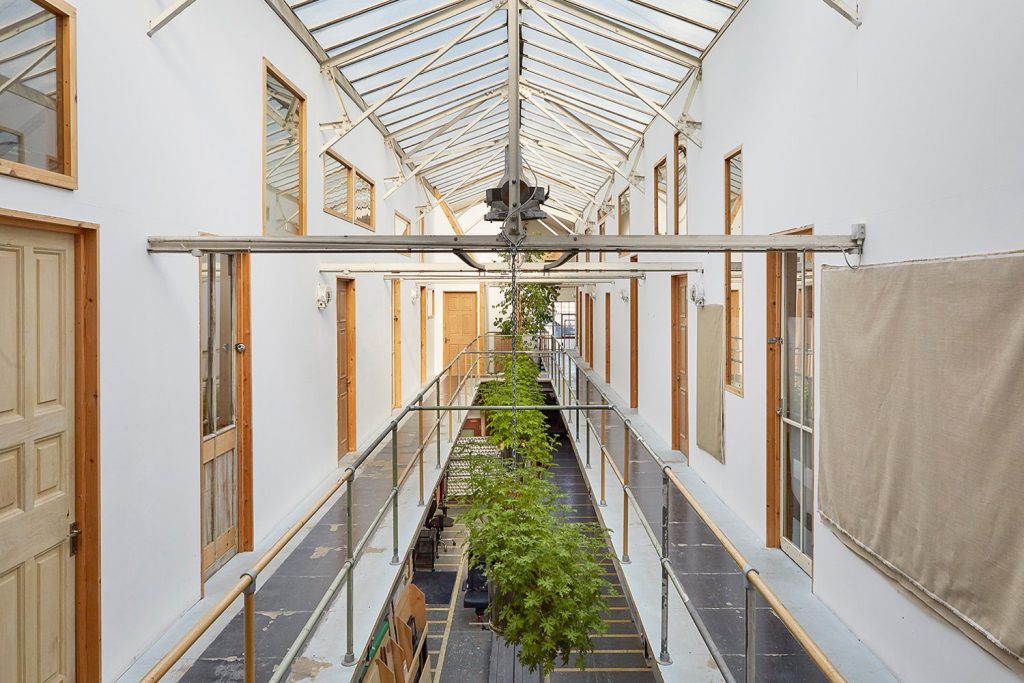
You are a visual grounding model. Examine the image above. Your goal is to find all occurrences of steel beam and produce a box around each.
[147,0,201,36]
[821,0,862,27]
[147,232,864,254]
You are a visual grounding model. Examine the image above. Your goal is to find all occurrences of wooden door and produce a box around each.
[337,279,356,457]
[0,226,76,682]
[586,295,594,366]
[671,275,689,456]
[443,292,477,388]
[200,253,249,579]
[392,280,402,409]
[604,292,611,383]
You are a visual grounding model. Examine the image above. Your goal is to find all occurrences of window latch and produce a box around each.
[768,337,783,345]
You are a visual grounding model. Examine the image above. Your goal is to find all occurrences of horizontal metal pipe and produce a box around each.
[146,233,862,254]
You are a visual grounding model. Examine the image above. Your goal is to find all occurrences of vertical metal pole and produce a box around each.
[242,577,256,683]
[418,397,424,506]
[574,368,580,441]
[585,420,591,468]
[659,470,672,664]
[391,421,400,565]
[343,474,355,665]
[745,570,757,683]
[506,0,522,238]
[622,423,630,563]
[599,446,607,506]
[435,379,442,469]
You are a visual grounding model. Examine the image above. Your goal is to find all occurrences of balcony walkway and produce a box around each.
[552,350,896,683]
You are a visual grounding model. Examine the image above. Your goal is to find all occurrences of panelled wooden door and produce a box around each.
[443,292,477,391]
[671,275,689,456]
[0,226,76,682]
[604,292,611,383]
[586,294,594,366]
[337,279,356,457]
[200,253,250,579]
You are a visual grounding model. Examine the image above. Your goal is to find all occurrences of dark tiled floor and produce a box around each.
[554,356,828,683]
[180,384,462,682]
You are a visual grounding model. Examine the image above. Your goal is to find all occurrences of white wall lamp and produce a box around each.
[315,283,332,311]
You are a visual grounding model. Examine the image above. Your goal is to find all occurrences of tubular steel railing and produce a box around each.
[142,336,489,682]
[538,333,845,683]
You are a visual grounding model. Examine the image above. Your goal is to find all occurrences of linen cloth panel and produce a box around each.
[819,255,1024,672]
[696,305,725,462]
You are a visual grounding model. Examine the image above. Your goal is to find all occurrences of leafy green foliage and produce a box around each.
[464,348,615,674]
[479,353,557,466]
[493,251,560,338]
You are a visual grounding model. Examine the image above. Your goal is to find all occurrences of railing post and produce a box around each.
[418,397,424,506]
[622,423,631,563]
[745,569,757,683]
[435,379,442,469]
[585,420,591,469]
[391,420,400,565]
[241,571,257,683]
[659,469,672,664]
[599,446,607,507]
[343,474,355,665]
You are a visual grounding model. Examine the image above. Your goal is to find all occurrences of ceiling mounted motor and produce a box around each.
[484,178,549,223]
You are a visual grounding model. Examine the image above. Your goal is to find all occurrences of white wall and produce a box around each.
[0,0,445,678]
[581,0,1024,681]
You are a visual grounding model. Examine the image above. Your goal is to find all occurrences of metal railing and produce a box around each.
[142,336,489,682]
[539,333,844,683]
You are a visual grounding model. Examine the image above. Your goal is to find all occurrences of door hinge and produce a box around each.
[768,337,783,345]
[69,522,81,556]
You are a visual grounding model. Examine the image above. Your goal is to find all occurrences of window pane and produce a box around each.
[265,70,303,235]
[324,153,350,219]
[354,173,373,227]
[618,188,630,235]
[214,255,234,432]
[201,256,213,436]
[655,161,668,235]
[726,151,743,389]
[395,212,411,236]
[676,137,688,235]
[0,0,60,173]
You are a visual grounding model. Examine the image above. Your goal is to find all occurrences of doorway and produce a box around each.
[0,213,100,682]
[337,278,356,457]
[766,229,815,574]
[199,254,253,580]
[671,275,689,456]
[443,291,477,393]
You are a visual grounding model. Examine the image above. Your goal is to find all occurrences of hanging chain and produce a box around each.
[500,214,526,462]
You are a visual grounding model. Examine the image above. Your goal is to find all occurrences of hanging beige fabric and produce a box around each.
[696,305,724,462]
[819,254,1024,673]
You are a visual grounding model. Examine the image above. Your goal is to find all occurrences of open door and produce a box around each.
[200,253,252,579]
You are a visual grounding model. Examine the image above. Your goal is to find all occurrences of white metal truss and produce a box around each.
[270,0,745,222]
[821,0,861,27]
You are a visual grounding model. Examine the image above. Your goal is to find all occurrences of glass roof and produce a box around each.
[286,0,741,225]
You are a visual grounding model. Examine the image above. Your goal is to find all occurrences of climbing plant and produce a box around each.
[492,251,560,338]
[464,350,614,674]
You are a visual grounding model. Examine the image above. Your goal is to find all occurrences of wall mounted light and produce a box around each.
[315,283,332,311]
[619,289,629,304]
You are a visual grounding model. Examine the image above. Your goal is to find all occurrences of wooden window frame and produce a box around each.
[598,218,606,263]
[653,156,668,236]
[262,59,306,236]
[323,149,353,221]
[0,208,99,680]
[674,132,687,236]
[353,170,376,231]
[724,146,744,397]
[0,0,77,190]
[617,186,630,236]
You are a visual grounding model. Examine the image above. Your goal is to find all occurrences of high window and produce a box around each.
[0,0,77,189]
[324,151,351,220]
[725,149,744,392]
[354,170,374,229]
[597,205,607,263]
[264,61,305,236]
[654,158,668,235]
[675,132,688,235]
[618,187,630,235]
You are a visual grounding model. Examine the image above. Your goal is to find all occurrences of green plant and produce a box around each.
[493,252,560,338]
[479,354,557,466]
[462,452,612,674]
[464,349,614,674]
